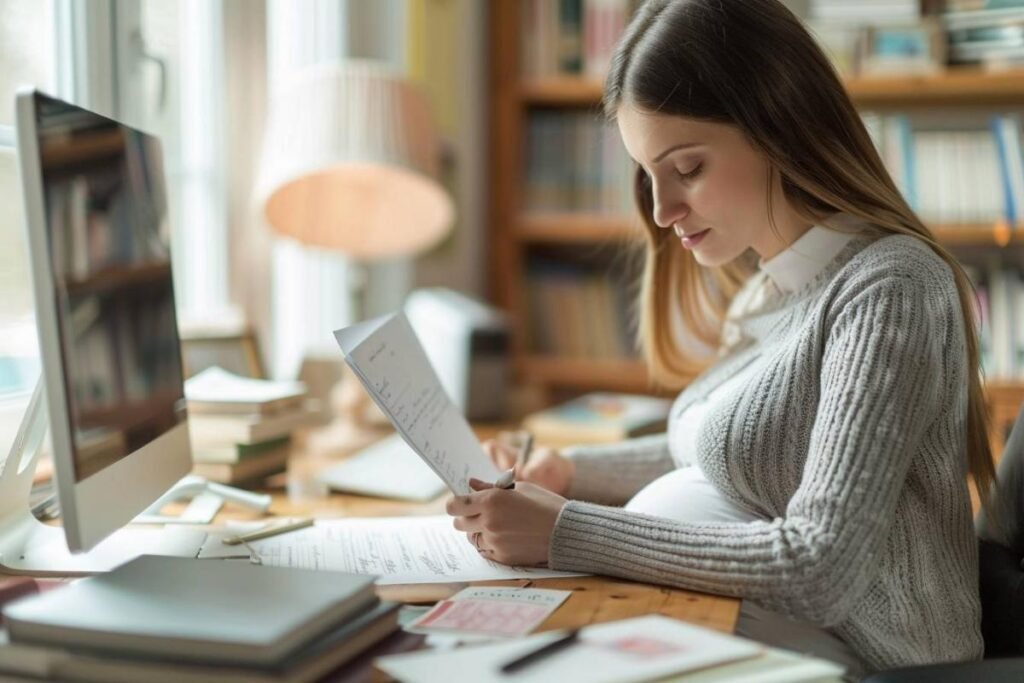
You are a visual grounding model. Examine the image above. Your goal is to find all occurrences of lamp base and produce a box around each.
[305,418,386,459]
[304,365,388,458]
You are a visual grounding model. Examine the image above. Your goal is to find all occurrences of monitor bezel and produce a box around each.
[15,88,192,553]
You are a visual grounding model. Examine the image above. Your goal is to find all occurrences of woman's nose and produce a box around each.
[652,187,689,229]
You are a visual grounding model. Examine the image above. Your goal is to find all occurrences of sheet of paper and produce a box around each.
[408,587,572,638]
[375,614,766,683]
[318,433,447,502]
[334,313,501,496]
[246,515,585,584]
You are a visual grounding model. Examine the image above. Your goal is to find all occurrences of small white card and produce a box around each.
[407,587,572,638]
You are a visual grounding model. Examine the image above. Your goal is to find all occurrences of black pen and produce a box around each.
[500,628,580,674]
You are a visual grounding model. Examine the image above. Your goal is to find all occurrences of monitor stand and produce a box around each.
[0,383,219,576]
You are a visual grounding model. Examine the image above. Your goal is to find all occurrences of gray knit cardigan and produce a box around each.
[550,233,983,672]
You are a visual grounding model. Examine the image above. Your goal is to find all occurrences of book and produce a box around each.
[523,392,672,446]
[2,555,377,666]
[191,445,290,485]
[192,435,292,465]
[188,407,311,445]
[184,366,307,415]
[0,578,65,625]
[0,601,400,683]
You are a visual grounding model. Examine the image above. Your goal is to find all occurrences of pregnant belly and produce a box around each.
[625,467,761,524]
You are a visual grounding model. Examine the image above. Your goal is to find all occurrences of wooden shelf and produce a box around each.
[63,261,172,296]
[845,68,1024,106]
[518,214,1024,247]
[520,68,1024,107]
[519,356,657,393]
[520,77,604,106]
[932,224,1024,247]
[518,213,643,243]
[40,128,124,170]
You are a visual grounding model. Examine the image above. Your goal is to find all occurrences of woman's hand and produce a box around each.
[482,439,575,496]
[447,479,568,567]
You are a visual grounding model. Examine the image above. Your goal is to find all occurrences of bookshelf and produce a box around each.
[487,1,1024,446]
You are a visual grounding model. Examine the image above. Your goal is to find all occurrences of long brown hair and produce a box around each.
[604,0,995,513]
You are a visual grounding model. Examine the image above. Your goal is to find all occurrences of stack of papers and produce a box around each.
[184,367,306,414]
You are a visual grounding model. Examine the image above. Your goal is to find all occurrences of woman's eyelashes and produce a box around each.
[676,162,703,182]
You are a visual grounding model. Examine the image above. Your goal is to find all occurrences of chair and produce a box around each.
[863,403,1024,682]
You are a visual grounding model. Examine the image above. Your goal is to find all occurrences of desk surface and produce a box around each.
[229,433,741,637]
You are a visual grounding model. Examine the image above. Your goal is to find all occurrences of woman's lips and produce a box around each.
[677,227,710,248]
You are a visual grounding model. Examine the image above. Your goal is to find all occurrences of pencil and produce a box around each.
[221,517,314,545]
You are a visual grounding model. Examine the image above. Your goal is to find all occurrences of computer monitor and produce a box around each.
[14,89,192,552]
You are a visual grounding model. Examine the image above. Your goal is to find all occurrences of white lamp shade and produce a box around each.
[256,61,454,260]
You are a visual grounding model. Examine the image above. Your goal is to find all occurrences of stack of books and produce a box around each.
[184,367,311,486]
[944,4,1024,66]
[520,0,639,79]
[523,392,672,447]
[0,555,400,683]
[857,113,1024,230]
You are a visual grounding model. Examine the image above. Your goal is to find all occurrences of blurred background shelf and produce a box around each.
[488,0,1024,449]
[519,69,1024,108]
[519,356,658,394]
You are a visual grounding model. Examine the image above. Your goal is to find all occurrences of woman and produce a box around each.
[447,0,995,678]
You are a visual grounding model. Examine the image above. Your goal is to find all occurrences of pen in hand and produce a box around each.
[500,628,580,674]
[495,432,533,490]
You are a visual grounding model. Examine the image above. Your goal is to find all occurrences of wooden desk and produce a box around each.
[234,441,741,637]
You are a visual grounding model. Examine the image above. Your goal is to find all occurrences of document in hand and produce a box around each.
[334,312,502,495]
[374,614,765,683]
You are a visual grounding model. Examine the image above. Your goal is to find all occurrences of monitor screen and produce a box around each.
[31,92,185,482]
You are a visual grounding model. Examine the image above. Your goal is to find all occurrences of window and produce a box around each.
[115,0,229,323]
[0,0,55,403]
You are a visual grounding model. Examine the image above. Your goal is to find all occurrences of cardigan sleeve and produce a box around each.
[549,262,956,626]
[562,434,675,505]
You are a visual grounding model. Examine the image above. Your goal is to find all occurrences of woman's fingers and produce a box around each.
[452,514,483,532]
[482,440,518,470]
[445,492,483,516]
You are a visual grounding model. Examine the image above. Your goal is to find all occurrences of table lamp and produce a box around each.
[256,60,454,455]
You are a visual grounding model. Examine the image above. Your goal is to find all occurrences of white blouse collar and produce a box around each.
[759,223,857,294]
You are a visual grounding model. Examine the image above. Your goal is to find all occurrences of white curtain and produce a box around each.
[265,0,410,379]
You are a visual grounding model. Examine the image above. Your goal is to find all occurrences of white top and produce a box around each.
[670,224,856,468]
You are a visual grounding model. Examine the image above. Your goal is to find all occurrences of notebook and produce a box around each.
[2,555,377,666]
[0,602,401,683]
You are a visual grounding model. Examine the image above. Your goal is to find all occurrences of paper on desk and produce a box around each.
[333,313,501,496]
[375,614,765,683]
[246,515,585,584]
[407,586,572,638]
